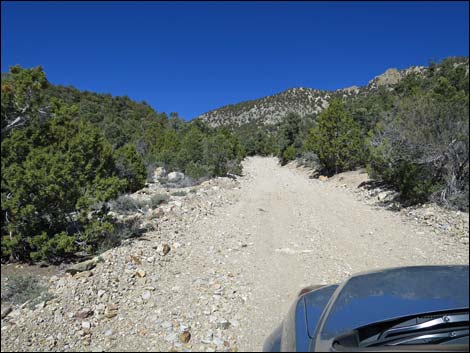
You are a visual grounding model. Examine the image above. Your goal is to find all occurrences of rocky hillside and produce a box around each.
[195,60,468,127]
[196,88,332,127]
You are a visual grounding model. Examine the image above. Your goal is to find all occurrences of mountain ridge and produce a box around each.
[195,59,468,127]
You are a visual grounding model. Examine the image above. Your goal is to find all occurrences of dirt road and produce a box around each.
[191,156,468,351]
[2,156,468,352]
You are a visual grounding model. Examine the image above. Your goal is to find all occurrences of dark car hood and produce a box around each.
[313,265,469,349]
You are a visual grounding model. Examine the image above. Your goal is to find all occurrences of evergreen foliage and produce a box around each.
[1,66,244,263]
[305,99,366,174]
[367,65,469,207]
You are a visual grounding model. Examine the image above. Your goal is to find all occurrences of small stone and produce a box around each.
[136,269,146,278]
[163,244,171,256]
[74,271,92,279]
[83,337,91,346]
[75,308,94,319]
[105,310,117,319]
[104,304,118,319]
[142,291,151,301]
[104,329,113,337]
[217,319,231,330]
[130,255,142,265]
[35,301,46,310]
[377,191,389,201]
[423,209,435,219]
[82,321,91,330]
[97,290,106,298]
[179,331,191,343]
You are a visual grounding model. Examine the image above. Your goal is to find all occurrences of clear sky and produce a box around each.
[1,1,469,120]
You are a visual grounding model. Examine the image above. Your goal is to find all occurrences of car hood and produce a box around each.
[313,265,469,348]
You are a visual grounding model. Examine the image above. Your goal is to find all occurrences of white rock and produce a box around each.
[167,172,185,183]
[142,291,151,301]
[153,167,167,181]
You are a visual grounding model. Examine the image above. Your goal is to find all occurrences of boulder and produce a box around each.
[377,191,389,201]
[167,172,185,183]
[65,256,104,275]
[153,167,167,181]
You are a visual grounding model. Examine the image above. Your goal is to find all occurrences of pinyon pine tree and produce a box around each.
[305,99,366,174]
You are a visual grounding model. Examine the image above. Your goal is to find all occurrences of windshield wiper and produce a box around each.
[386,329,469,346]
[364,312,469,347]
[378,314,469,341]
[332,310,469,350]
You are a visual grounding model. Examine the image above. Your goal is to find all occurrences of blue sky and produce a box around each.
[1,1,469,120]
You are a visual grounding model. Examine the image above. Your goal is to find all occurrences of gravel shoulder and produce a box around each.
[1,156,468,352]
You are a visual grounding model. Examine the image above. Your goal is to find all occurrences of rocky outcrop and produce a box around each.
[167,172,185,183]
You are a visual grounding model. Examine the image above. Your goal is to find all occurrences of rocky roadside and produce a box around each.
[1,176,243,352]
[354,186,469,245]
[287,162,469,246]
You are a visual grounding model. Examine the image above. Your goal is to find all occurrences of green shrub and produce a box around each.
[367,65,469,209]
[96,218,142,254]
[171,191,187,197]
[1,101,126,262]
[149,193,169,208]
[113,143,147,193]
[305,99,366,174]
[2,274,50,306]
[281,145,297,165]
[297,151,321,170]
[184,161,212,179]
[109,195,147,213]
